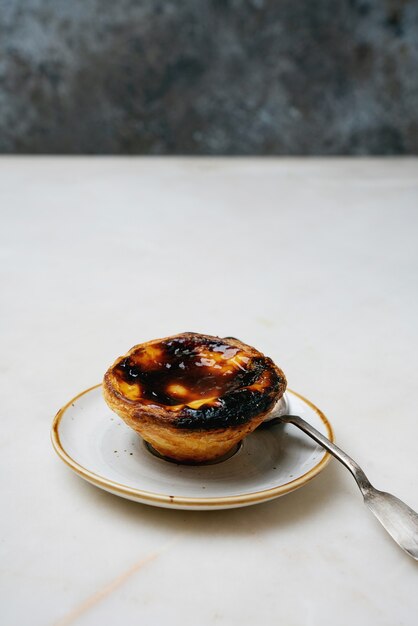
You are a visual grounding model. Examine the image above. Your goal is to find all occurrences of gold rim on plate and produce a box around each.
[51,385,334,508]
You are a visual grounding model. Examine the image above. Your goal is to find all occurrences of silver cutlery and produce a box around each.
[264,413,418,560]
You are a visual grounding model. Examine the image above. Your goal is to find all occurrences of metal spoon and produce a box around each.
[263,414,418,560]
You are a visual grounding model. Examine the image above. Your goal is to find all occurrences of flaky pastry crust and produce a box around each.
[103,332,286,462]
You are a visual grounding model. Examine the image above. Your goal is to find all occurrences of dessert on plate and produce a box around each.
[103,332,286,463]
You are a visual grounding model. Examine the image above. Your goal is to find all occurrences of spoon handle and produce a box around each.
[281,415,371,492]
[280,415,418,560]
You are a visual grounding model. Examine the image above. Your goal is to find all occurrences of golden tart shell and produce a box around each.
[103,332,286,463]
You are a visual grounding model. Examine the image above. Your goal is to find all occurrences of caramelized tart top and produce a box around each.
[103,332,286,430]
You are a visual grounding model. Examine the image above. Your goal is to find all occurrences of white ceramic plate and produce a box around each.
[51,385,333,510]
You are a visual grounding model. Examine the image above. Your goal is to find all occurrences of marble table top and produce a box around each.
[1,157,417,626]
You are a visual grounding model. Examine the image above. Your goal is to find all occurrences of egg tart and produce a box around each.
[103,332,286,463]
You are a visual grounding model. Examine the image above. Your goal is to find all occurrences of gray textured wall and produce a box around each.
[1,0,417,155]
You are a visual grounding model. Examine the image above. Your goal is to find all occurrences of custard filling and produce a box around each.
[112,335,276,411]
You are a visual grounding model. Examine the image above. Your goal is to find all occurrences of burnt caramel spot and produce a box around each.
[115,336,256,405]
[175,375,280,429]
[112,334,285,430]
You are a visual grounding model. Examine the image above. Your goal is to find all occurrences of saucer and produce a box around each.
[51,385,333,510]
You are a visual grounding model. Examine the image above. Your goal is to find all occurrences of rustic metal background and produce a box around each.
[1,0,417,154]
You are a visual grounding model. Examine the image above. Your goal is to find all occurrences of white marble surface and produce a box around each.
[1,157,418,626]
